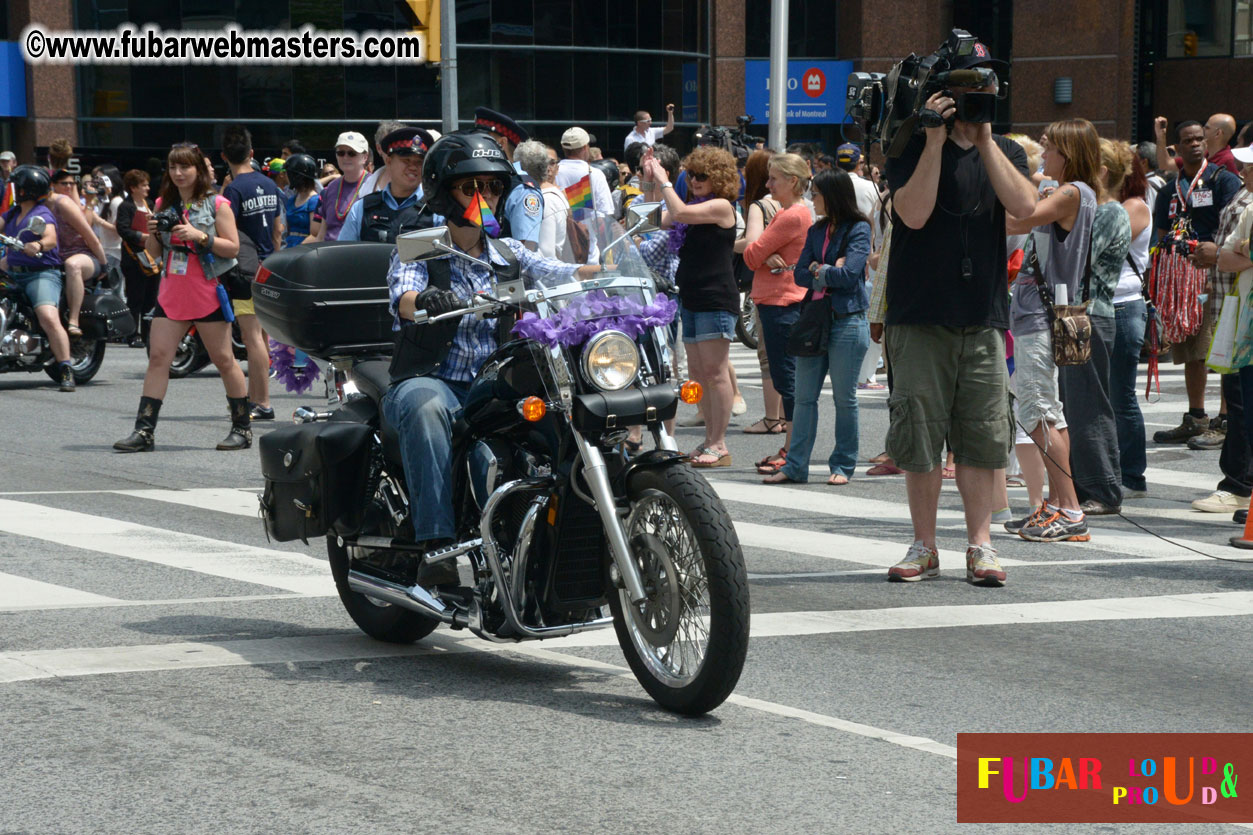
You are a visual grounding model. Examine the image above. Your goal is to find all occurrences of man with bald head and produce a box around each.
[1155,113,1240,176]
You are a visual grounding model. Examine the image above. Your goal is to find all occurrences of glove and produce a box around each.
[415,286,462,317]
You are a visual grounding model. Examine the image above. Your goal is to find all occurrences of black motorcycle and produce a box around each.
[0,219,134,384]
[252,207,750,715]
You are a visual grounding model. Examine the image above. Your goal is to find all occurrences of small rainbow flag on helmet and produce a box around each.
[462,189,501,236]
[564,175,592,211]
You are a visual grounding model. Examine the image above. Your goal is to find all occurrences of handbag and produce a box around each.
[1028,238,1093,367]
[122,238,160,277]
[1206,287,1241,374]
[786,224,849,358]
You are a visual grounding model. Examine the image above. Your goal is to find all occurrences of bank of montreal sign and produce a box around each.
[745,60,854,125]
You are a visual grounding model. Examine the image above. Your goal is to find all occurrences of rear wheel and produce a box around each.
[609,464,750,715]
[328,534,441,643]
[736,293,758,350]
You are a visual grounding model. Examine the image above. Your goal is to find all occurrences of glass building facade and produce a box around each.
[73,0,709,159]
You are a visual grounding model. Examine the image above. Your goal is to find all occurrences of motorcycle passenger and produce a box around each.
[113,142,248,453]
[338,127,439,243]
[383,133,609,550]
[0,165,75,391]
[48,169,109,340]
[281,153,320,248]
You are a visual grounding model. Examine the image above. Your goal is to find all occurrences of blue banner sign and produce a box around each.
[1,43,27,118]
[745,60,853,125]
[681,62,699,122]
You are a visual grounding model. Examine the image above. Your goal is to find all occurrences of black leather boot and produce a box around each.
[217,396,253,450]
[113,396,162,452]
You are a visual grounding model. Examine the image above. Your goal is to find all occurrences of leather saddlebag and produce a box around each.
[79,292,138,340]
[259,422,375,543]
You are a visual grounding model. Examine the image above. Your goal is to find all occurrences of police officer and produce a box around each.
[473,107,543,250]
[339,127,440,243]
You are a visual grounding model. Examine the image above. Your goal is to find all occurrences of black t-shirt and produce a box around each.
[1152,163,1242,243]
[884,133,1028,328]
[675,222,739,315]
[223,172,281,259]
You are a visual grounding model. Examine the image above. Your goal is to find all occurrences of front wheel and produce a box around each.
[609,464,750,715]
[736,294,758,350]
[327,535,440,643]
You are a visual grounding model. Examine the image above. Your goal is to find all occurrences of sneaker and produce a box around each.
[731,396,748,416]
[1187,416,1227,450]
[1003,514,1034,534]
[1191,490,1245,513]
[249,404,275,421]
[991,507,1013,523]
[58,364,75,392]
[1018,507,1090,542]
[966,544,1006,587]
[1154,413,1208,444]
[887,542,940,582]
[1079,499,1120,516]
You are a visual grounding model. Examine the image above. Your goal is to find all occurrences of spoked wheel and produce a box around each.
[736,293,758,350]
[46,338,106,384]
[609,464,750,715]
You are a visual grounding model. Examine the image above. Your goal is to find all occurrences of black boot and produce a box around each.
[217,396,253,450]
[114,396,162,452]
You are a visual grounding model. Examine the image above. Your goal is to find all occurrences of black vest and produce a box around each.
[388,239,521,385]
[360,191,434,244]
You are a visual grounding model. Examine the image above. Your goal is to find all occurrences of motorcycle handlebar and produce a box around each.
[0,233,45,257]
[411,294,499,326]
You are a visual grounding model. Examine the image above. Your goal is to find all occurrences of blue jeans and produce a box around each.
[783,313,870,481]
[1111,300,1147,492]
[756,302,801,421]
[382,376,470,541]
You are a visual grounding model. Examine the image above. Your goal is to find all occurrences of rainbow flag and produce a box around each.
[462,189,501,236]
[564,175,592,211]
[0,182,14,214]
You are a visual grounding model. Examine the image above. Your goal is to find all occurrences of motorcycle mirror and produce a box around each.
[27,216,47,236]
[397,226,453,263]
[626,202,663,235]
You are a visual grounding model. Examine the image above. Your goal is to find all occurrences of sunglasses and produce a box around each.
[336,149,361,157]
[688,172,709,183]
[454,179,506,197]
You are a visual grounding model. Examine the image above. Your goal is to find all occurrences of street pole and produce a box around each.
[440,0,459,134]
[768,0,787,151]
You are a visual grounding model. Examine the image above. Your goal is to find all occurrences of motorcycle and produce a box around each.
[736,292,758,351]
[252,206,750,715]
[0,217,135,385]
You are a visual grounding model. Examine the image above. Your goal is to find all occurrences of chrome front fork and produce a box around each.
[572,434,649,604]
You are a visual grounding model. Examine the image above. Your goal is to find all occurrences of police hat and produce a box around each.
[474,107,529,146]
[381,126,435,157]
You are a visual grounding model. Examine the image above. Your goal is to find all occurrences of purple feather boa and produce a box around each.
[667,194,712,254]
[268,339,322,395]
[511,290,678,349]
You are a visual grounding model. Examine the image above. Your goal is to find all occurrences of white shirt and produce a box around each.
[359,168,386,198]
[554,159,613,215]
[92,196,124,260]
[624,126,665,151]
[851,174,882,248]
[538,183,570,260]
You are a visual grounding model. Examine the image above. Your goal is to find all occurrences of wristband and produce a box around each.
[660,182,673,190]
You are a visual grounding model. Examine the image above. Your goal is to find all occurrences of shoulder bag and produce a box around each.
[786,224,849,358]
[732,199,779,292]
[1028,239,1093,367]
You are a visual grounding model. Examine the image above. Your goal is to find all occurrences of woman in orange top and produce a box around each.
[742,153,814,475]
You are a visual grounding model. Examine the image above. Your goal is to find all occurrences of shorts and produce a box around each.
[10,268,63,309]
[232,297,255,316]
[1012,328,1067,436]
[679,302,736,344]
[1170,303,1215,364]
[65,252,103,280]
[883,324,1012,472]
[152,300,227,323]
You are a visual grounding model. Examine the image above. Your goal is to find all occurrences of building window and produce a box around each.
[1237,0,1253,54]
[1165,0,1233,57]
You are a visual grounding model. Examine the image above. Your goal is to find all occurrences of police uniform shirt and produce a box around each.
[338,183,443,242]
[504,161,542,245]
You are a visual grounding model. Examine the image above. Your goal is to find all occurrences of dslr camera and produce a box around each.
[153,207,182,233]
[845,28,1005,158]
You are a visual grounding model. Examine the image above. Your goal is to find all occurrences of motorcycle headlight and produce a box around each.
[581,330,640,392]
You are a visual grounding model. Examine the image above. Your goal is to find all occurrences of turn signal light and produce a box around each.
[520,396,547,422]
[679,380,703,404]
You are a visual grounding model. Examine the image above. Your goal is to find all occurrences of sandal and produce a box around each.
[942,466,956,479]
[866,462,904,476]
[743,417,786,435]
[869,451,891,464]
[827,473,850,486]
[689,446,732,468]
[624,439,643,453]
[66,323,83,338]
[755,447,787,475]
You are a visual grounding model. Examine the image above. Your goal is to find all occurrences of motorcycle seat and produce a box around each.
[352,360,392,404]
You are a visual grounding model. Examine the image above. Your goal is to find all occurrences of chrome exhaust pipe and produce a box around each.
[346,570,469,628]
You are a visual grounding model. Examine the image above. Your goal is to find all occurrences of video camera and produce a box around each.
[696,116,762,167]
[845,29,1005,158]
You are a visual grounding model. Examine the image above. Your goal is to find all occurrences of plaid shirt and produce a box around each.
[386,238,578,383]
[868,222,892,324]
[638,232,679,289]
[1212,189,1253,319]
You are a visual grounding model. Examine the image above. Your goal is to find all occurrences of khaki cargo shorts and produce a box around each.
[884,324,1012,472]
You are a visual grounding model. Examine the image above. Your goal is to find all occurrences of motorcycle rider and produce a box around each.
[383,133,609,550]
[0,165,75,390]
[338,127,439,243]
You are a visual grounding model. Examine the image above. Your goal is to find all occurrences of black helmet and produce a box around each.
[591,159,620,191]
[10,165,51,202]
[422,131,516,224]
[283,153,318,186]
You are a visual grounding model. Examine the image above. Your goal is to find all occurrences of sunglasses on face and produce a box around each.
[454,179,506,197]
[336,149,361,157]
[688,172,709,183]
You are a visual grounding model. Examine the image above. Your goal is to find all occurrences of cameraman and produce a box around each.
[882,42,1035,588]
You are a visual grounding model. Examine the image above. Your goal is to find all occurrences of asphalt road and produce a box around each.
[0,343,1250,834]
